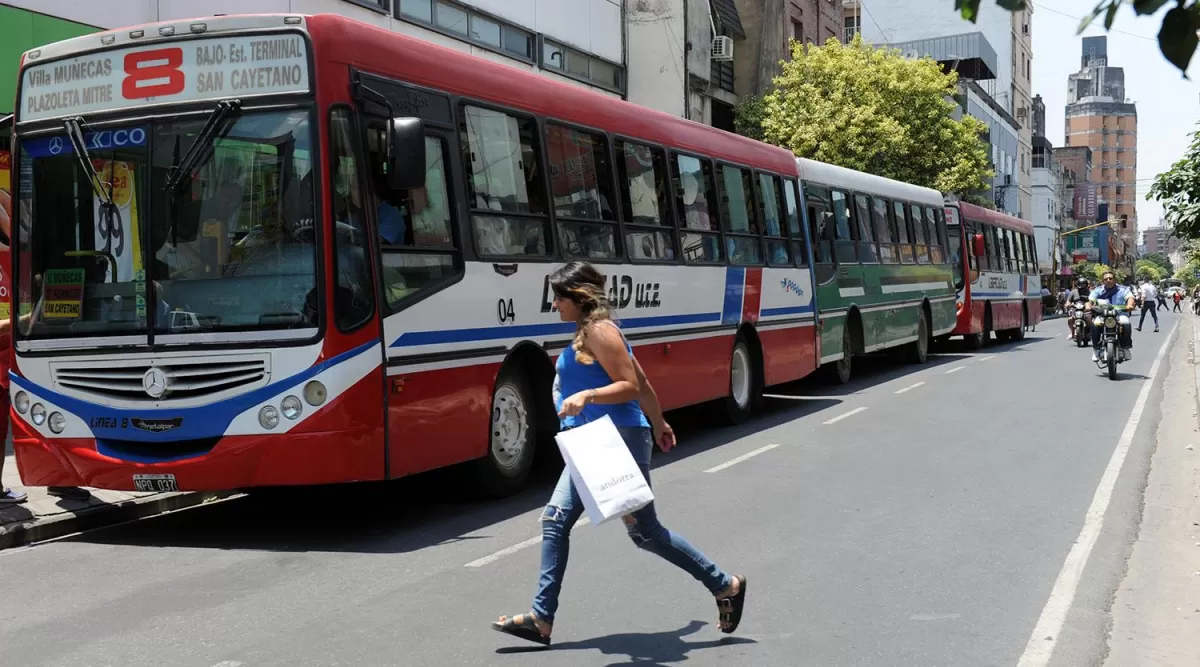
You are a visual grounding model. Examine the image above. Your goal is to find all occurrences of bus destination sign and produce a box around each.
[20,34,310,123]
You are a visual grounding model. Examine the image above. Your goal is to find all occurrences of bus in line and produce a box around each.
[796,159,958,383]
[9,13,844,497]
[945,200,1044,347]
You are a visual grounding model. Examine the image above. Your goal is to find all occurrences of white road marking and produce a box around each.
[704,444,779,473]
[465,518,592,568]
[979,355,997,362]
[823,407,868,424]
[895,381,925,394]
[1016,322,1176,667]
[211,662,244,667]
[944,365,966,374]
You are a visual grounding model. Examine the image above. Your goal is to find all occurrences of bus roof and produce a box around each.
[794,157,943,207]
[305,14,798,175]
[948,200,1034,234]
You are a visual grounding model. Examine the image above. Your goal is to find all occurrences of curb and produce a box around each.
[0,490,235,550]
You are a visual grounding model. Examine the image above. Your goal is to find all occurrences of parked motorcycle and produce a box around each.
[1092,303,1128,380]
[1072,300,1089,347]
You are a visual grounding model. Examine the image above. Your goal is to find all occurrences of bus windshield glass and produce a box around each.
[17,109,317,341]
[946,213,965,292]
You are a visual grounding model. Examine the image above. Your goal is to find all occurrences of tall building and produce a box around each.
[1064,35,1137,251]
[1141,226,1182,257]
[733,0,845,101]
[853,0,1034,219]
[1031,94,1069,273]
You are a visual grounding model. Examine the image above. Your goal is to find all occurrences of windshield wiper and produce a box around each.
[63,116,114,207]
[164,99,242,193]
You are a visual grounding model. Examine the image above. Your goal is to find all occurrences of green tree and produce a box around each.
[1140,251,1174,275]
[757,36,991,195]
[1074,261,1129,284]
[1174,258,1200,289]
[1134,260,1165,282]
[733,95,766,142]
[1147,126,1200,238]
[959,1,1200,74]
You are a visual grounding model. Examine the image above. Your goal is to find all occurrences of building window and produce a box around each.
[540,38,625,93]
[346,0,390,12]
[843,16,858,42]
[398,0,536,62]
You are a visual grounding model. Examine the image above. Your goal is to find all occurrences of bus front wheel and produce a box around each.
[477,367,536,497]
[719,337,760,425]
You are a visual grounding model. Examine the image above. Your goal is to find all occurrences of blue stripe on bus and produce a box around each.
[760,305,815,318]
[389,312,724,348]
[722,267,745,326]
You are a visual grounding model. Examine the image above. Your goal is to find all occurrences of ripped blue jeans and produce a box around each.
[531,426,731,625]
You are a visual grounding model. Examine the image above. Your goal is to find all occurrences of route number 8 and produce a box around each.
[122,48,185,99]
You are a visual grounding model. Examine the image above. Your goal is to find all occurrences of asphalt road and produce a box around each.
[0,310,1181,667]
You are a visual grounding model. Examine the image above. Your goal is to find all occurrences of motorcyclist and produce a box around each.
[1066,278,1091,340]
[1088,271,1136,362]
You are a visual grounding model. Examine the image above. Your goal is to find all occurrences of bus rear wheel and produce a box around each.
[476,366,536,497]
[720,337,760,425]
[906,310,929,364]
[828,325,853,384]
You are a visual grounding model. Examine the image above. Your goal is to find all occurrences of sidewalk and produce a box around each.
[1,438,224,549]
[1103,316,1200,666]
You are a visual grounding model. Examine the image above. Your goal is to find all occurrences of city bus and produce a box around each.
[944,200,1043,347]
[7,13,822,497]
[795,158,957,383]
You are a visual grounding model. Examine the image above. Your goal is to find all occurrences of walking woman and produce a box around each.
[492,262,746,646]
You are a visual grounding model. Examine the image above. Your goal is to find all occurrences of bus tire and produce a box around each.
[1012,307,1027,341]
[476,366,536,497]
[827,324,853,384]
[720,336,760,425]
[906,309,929,364]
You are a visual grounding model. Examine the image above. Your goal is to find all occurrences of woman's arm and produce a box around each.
[557,321,640,417]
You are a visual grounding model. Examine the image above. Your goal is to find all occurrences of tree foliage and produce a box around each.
[1140,251,1174,275]
[1134,260,1165,282]
[1174,258,1200,289]
[1147,126,1200,239]
[1073,261,1128,283]
[733,95,766,142]
[960,1,1200,75]
[756,37,991,195]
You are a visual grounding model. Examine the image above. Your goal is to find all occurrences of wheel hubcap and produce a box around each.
[491,385,528,470]
[731,345,751,408]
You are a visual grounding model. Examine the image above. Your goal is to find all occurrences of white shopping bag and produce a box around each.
[555,415,654,525]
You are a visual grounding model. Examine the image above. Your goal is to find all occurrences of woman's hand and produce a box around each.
[653,420,676,453]
[557,391,592,418]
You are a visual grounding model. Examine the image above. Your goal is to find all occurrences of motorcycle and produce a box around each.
[1072,300,1089,347]
[1092,303,1129,380]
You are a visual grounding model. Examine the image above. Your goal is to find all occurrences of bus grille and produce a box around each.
[52,355,270,401]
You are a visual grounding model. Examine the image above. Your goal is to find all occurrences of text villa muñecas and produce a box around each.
[598,473,636,492]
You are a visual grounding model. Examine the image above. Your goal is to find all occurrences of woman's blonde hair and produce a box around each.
[549,262,613,365]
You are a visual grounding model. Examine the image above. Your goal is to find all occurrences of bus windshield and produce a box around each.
[17,109,317,342]
[946,218,965,292]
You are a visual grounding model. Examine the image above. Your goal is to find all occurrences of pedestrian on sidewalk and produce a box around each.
[1173,291,1183,312]
[1137,280,1159,332]
[492,262,746,647]
[0,190,25,505]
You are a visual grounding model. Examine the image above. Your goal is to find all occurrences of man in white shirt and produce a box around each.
[1138,280,1159,332]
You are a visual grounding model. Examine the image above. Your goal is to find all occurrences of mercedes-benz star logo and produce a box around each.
[142,368,169,399]
[48,137,63,155]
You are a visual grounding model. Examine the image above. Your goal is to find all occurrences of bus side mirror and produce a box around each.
[387,117,426,191]
[972,233,985,257]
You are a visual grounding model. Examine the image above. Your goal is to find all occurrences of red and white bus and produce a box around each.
[8,13,821,496]
[944,200,1044,347]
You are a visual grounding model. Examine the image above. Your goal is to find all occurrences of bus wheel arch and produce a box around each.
[476,343,553,497]
[720,325,764,425]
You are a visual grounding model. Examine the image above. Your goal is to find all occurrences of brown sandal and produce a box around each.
[492,612,551,646]
[716,575,747,634]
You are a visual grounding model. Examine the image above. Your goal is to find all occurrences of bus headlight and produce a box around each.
[14,391,29,414]
[31,403,46,426]
[304,381,327,407]
[258,405,280,430]
[281,395,302,420]
[48,412,66,434]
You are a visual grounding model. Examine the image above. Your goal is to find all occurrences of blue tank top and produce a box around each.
[554,329,650,430]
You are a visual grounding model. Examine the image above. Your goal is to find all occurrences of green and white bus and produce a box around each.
[796,158,957,383]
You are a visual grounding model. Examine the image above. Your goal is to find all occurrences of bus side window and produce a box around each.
[891,200,913,264]
[782,178,806,267]
[673,154,722,264]
[717,163,762,266]
[925,207,944,263]
[872,197,895,264]
[804,184,833,264]
[758,173,790,266]
[831,190,857,264]
[328,107,376,331]
[546,123,618,260]
[616,140,675,262]
[909,203,929,264]
[853,194,878,263]
[460,105,550,258]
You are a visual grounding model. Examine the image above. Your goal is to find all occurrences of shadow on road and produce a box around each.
[495,620,756,667]
[70,331,1047,555]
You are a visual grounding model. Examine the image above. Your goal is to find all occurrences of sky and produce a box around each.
[1030,0,1200,235]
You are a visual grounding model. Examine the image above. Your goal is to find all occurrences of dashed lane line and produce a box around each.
[704,444,780,473]
[894,381,925,394]
[944,365,966,374]
[823,406,868,425]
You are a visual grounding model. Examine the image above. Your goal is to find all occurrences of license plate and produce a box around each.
[133,474,178,492]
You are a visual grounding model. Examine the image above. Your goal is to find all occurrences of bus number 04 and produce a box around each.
[497,298,515,324]
[122,48,186,99]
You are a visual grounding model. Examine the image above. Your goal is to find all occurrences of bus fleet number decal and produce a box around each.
[497,298,516,324]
